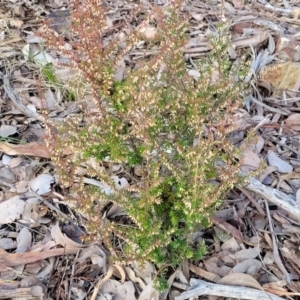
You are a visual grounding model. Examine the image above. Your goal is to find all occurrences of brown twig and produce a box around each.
[239,187,266,216]
[264,199,291,283]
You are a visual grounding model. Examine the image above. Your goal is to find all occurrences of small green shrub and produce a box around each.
[42,0,249,273]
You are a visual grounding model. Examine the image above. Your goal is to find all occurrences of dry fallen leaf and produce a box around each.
[232,32,268,48]
[132,260,156,285]
[227,246,260,261]
[0,196,26,225]
[286,114,300,131]
[139,281,159,300]
[16,227,32,253]
[267,150,293,173]
[106,204,126,218]
[51,223,86,249]
[0,247,80,271]
[0,125,17,137]
[221,237,240,253]
[189,264,221,283]
[231,259,262,274]
[241,150,261,173]
[29,174,54,195]
[217,273,263,290]
[210,216,243,241]
[248,135,265,154]
[99,279,135,300]
[0,142,51,157]
[125,266,146,290]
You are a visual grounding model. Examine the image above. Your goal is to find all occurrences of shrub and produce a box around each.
[41,0,248,274]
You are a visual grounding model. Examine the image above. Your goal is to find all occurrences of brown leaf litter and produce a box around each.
[2,0,300,299]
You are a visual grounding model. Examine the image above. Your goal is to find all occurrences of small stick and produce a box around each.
[239,187,266,216]
[264,200,291,283]
[245,177,300,222]
[30,189,70,220]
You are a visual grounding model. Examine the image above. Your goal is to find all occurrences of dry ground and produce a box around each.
[1,0,300,299]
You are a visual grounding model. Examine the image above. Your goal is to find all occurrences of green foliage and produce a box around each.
[42,0,249,277]
[42,64,58,85]
[154,276,169,292]
[41,63,78,102]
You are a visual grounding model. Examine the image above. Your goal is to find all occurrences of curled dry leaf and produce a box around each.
[50,223,86,249]
[82,177,113,195]
[90,265,126,300]
[131,260,156,284]
[0,196,26,225]
[125,266,146,290]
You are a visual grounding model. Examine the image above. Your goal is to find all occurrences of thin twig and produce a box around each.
[245,177,300,222]
[264,199,291,283]
[239,187,265,216]
[30,189,70,220]
[68,249,81,300]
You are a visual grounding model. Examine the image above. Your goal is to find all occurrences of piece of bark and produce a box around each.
[175,279,284,300]
[245,177,300,222]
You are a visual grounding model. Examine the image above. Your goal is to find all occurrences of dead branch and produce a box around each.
[245,177,300,222]
[0,286,43,299]
[175,279,285,300]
